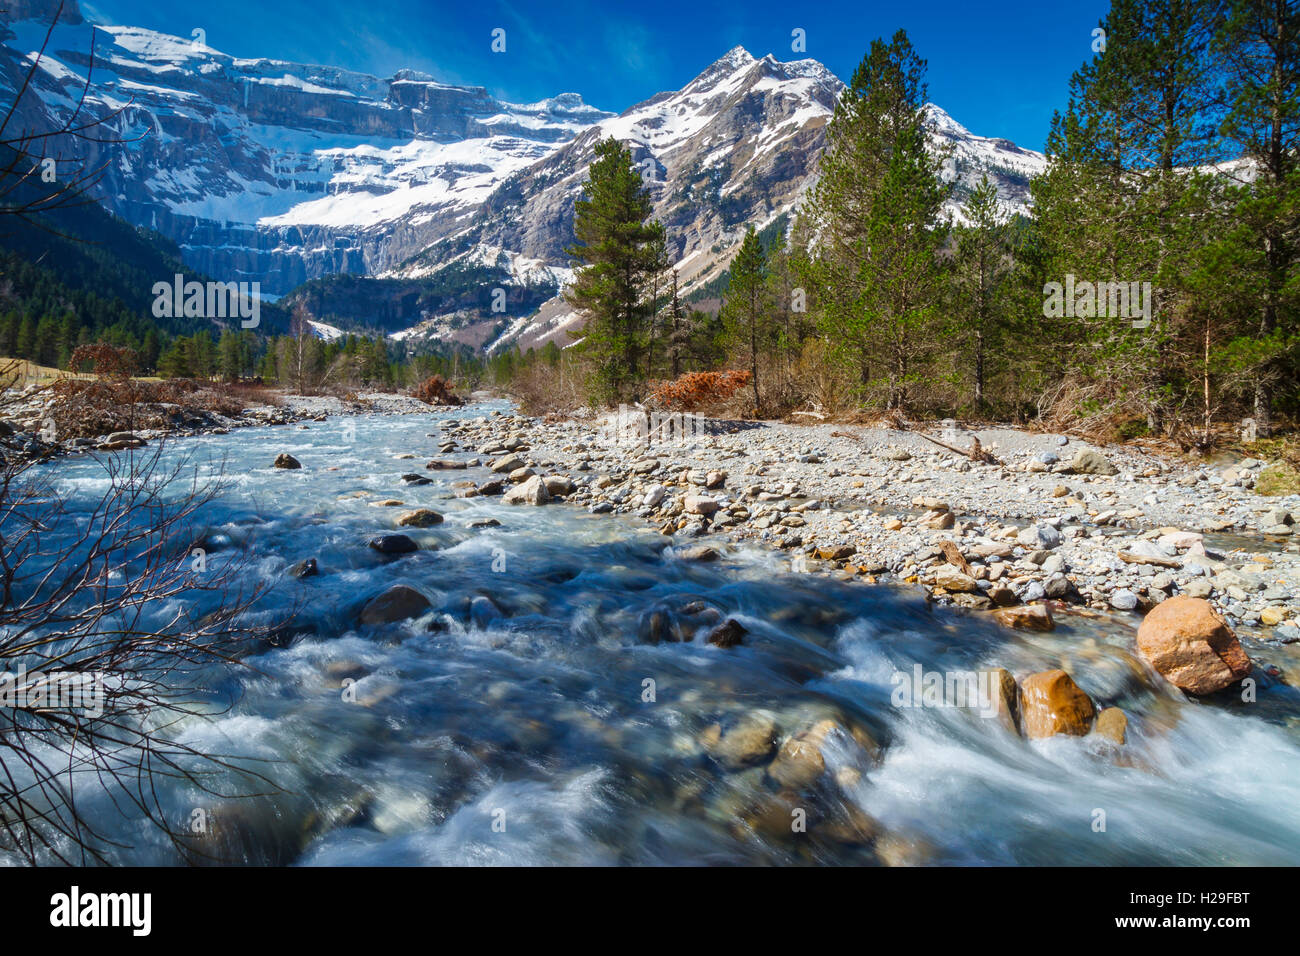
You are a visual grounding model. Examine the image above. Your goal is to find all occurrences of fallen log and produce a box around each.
[916,430,1000,465]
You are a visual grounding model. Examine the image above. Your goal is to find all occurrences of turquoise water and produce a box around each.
[13,404,1300,865]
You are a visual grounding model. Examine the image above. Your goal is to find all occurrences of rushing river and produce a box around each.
[17,403,1300,865]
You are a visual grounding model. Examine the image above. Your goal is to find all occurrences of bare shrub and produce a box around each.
[47,376,281,439]
[787,339,855,420]
[0,442,283,863]
[649,370,752,414]
[508,358,586,417]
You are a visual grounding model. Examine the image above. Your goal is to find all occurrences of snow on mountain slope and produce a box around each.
[0,3,611,293]
[388,47,843,302]
[385,46,1047,353]
[927,104,1047,221]
[4,2,1047,355]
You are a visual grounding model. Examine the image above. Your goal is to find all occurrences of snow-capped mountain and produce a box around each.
[927,103,1048,222]
[3,0,1046,353]
[391,47,841,291]
[374,47,1046,352]
[0,0,611,293]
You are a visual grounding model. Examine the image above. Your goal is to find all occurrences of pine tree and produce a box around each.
[667,269,686,378]
[1215,0,1300,434]
[644,225,669,381]
[951,176,1015,414]
[56,312,77,368]
[565,137,664,404]
[0,310,19,356]
[157,339,192,378]
[218,330,243,381]
[801,30,951,409]
[33,315,58,367]
[1029,2,1227,431]
[141,329,161,373]
[721,226,771,414]
[766,229,810,397]
[15,316,36,361]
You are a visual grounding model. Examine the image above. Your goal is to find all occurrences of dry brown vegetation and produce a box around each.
[411,374,463,406]
[48,378,281,439]
[507,358,587,417]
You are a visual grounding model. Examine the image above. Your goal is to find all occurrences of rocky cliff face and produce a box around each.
[0,2,611,293]
[3,2,1045,351]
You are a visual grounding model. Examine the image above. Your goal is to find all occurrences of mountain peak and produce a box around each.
[717,45,756,67]
[684,45,758,89]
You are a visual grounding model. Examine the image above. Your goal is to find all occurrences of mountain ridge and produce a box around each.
[2,2,1046,355]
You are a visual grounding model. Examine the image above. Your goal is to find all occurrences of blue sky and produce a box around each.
[79,0,1109,149]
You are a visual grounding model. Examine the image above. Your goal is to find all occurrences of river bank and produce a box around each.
[426,407,1300,659]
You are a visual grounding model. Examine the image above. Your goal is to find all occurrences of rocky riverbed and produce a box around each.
[427,409,1300,656]
[17,402,1300,864]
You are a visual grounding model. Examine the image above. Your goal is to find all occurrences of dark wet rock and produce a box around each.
[469,595,503,628]
[469,517,501,528]
[980,667,1021,735]
[734,788,821,842]
[637,608,689,644]
[678,545,720,561]
[368,534,418,555]
[288,558,318,579]
[257,621,318,651]
[400,473,433,485]
[273,453,301,469]
[186,527,239,555]
[477,480,505,496]
[359,585,431,625]
[706,618,748,648]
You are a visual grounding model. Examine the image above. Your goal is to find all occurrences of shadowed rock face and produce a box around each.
[4,0,83,23]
